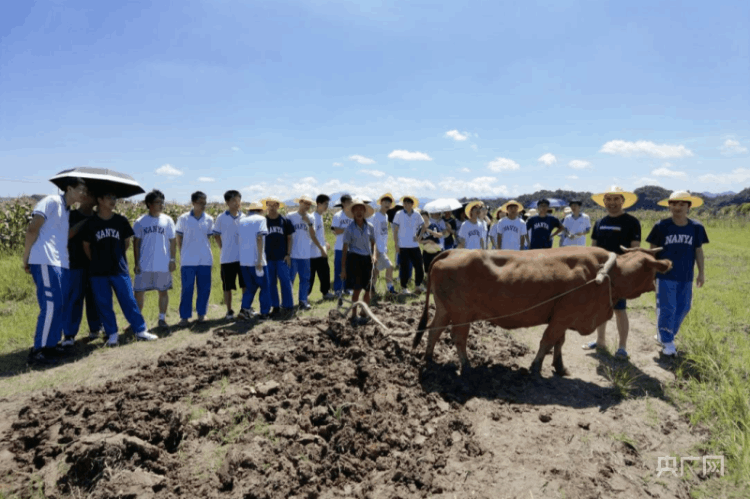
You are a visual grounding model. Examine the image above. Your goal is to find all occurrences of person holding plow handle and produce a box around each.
[340,199,377,325]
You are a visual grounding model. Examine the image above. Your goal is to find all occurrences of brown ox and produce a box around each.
[413,246,672,376]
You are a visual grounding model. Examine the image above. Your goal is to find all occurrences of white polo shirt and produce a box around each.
[29,195,70,268]
[332,210,352,251]
[133,213,176,272]
[239,214,268,267]
[492,217,527,250]
[310,211,326,258]
[562,213,591,246]
[287,212,315,259]
[458,220,485,250]
[392,209,423,249]
[371,211,390,254]
[175,211,214,266]
[213,210,243,264]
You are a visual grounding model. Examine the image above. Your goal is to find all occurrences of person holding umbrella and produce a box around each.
[23,176,88,365]
[82,190,158,346]
[176,191,215,326]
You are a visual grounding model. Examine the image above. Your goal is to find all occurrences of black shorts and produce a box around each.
[346,253,374,292]
[614,299,627,310]
[220,262,246,291]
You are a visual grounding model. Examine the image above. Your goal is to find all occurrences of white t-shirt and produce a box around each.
[213,210,243,264]
[332,210,352,251]
[287,211,315,259]
[133,213,176,272]
[29,195,70,268]
[392,209,424,249]
[239,214,268,267]
[562,213,591,246]
[310,211,326,258]
[371,211,390,254]
[492,217,527,250]
[175,211,214,266]
[458,220,485,250]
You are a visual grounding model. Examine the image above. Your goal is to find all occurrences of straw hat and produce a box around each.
[295,195,314,206]
[464,201,484,218]
[246,200,264,211]
[591,186,638,209]
[344,198,375,218]
[527,208,538,217]
[378,193,395,205]
[400,195,419,207]
[564,206,572,214]
[500,199,522,212]
[262,196,285,209]
[494,207,506,220]
[658,190,704,208]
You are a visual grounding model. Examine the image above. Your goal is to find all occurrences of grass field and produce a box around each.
[1,208,749,494]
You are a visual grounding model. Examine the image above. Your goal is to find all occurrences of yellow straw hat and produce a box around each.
[378,193,395,205]
[246,200,264,211]
[262,196,286,209]
[344,198,376,218]
[657,190,704,208]
[294,195,314,206]
[494,207,505,220]
[500,199,522,212]
[591,185,638,209]
[464,201,484,218]
[400,195,419,208]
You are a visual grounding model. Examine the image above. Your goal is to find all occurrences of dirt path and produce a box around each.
[0,301,714,498]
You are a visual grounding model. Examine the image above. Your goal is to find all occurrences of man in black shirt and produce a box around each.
[526,199,564,249]
[584,186,641,359]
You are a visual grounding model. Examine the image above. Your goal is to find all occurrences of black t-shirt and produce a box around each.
[265,215,295,261]
[82,213,135,276]
[68,210,95,270]
[443,217,458,247]
[526,215,562,249]
[592,213,641,254]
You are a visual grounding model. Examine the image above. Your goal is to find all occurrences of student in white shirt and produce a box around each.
[458,201,486,250]
[176,191,214,326]
[372,193,397,294]
[331,194,353,296]
[490,200,528,250]
[133,189,177,330]
[309,194,334,300]
[237,201,271,321]
[561,200,591,247]
[23,177,87,365]
[213,190,245,320]
[288,195,327,310]
[392,195,425,294]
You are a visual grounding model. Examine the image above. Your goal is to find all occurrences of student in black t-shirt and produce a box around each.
[82,192,158,346]
[526,199,563,249]
[584,186,641,359]
[263,197,295,317]
[61,191,102,346]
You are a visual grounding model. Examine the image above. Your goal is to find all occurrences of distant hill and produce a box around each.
[700,191,735,198]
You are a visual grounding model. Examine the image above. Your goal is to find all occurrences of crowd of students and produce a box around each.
[21,181,708,366]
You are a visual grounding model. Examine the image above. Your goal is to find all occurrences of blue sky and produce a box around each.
[1,0,748,202]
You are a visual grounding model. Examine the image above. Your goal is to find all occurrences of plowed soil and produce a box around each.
[0,302,712,498]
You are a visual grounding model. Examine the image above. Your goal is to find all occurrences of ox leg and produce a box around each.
[424,309,450,363]
[552,336,570,377]
[529,325,564,377]
[449,324,472,372]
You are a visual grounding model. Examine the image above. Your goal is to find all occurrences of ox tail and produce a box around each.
[413,250,452,349]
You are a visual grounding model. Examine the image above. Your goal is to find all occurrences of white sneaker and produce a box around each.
[416,284,427,294]
[106,334,119,347]
[662,342,677,356]
[135,331,159,341]
[400,288,413,295]
[61,337,75,347]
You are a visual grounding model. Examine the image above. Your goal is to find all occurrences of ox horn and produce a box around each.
[619,245,663,255]
[596,252,617,284]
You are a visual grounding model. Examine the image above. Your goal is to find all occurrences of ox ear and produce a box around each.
[646,258,673,274]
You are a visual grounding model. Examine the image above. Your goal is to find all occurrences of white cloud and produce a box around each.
[359,169,386,177]
[445,130,469,141]
[532,183,544,190]
[698,168,750,184]
[721,139,748,155]
[633,177,660,187]
[600,140,694,158]
[198,177,216,182]
[231,146,241,152]
[438,176,509,197]
[460,167,471,173]
[349,154,376,165]
[388,150,433,161]
[566,175,579,180]
[155,164,183,176]
[332,162,343,167]
[651,167,686,178]
[470,144,478,151]
[538,153,557,166]
[568,160,592,170]
[487,157,520,172]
